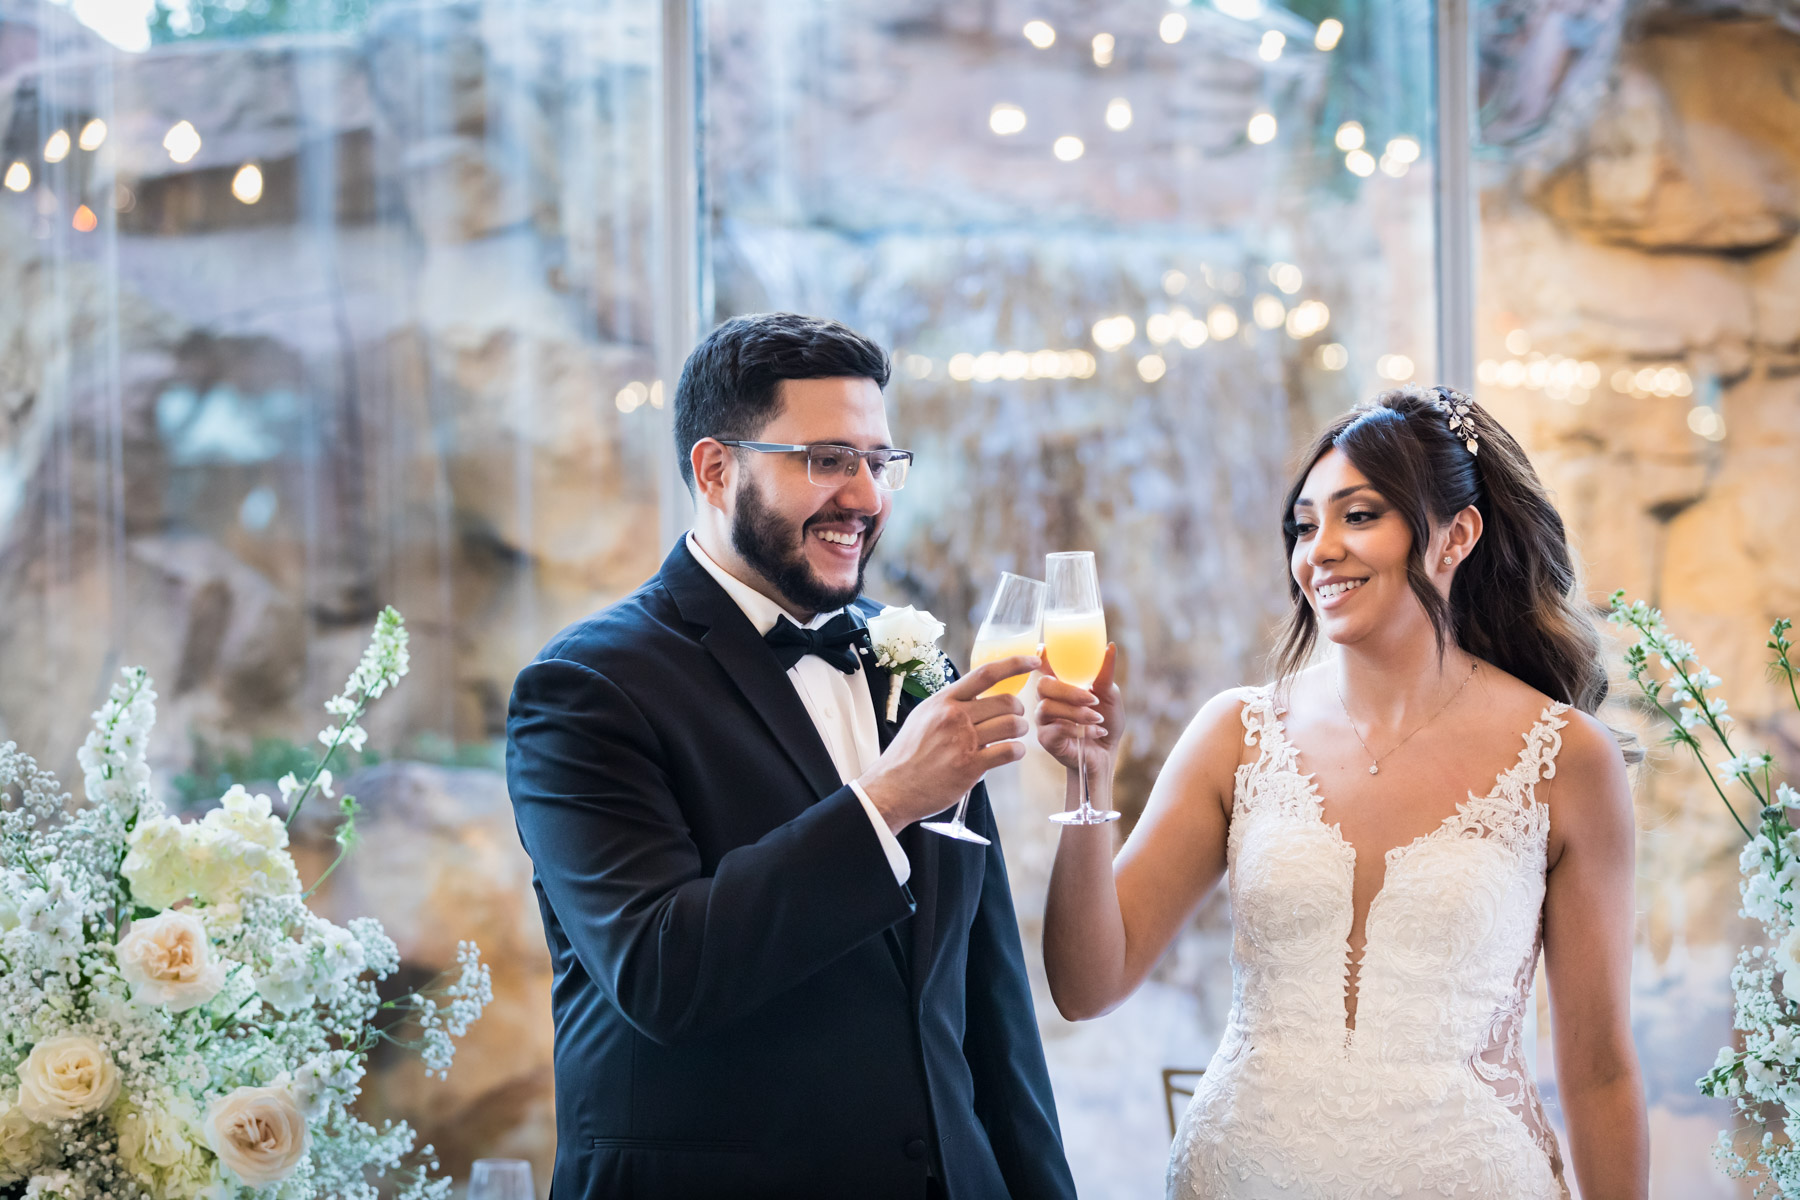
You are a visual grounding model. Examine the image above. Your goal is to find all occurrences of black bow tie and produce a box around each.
[763,613,870,674]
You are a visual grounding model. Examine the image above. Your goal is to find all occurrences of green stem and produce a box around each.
[285,694,368,830]
[1637,676,1754,840]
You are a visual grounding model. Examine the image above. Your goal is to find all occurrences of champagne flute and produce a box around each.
[1043,551,1119,825]
[468,1159,534,1200]
[923,571,1047,844]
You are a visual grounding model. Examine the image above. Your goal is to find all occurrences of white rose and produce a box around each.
[203,1086,308,1186]
[117,911,228,1012]
[866,605,945,655]
[115,1096,219,1200]
[15,1036,120,1123]
[0,1098,56,1185]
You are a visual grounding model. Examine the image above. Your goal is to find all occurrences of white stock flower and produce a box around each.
[76,667,156,815]
[18,866,86,960]
[15,1036,120,1123]
[0,1098,55,1185]
[203,1086,308,1186]
[255,940,316,1014]
[114,1095,219,1200]
[289,1051,364,1122]
[117,910,228,1012]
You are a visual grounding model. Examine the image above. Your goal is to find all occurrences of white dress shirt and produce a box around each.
[686,533,911,886]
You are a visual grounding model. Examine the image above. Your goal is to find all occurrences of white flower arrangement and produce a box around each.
[865,605,952,722]
[0,607,490,1200]
[1609,595,1800,1194]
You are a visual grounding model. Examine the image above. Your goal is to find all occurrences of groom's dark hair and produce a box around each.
[673,312,890,491]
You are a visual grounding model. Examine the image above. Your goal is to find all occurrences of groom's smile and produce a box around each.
[723,375,893,619]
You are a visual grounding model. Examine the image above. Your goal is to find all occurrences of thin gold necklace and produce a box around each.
[1333,660,1478,775]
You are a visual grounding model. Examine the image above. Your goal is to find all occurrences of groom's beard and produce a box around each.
[731,477,879,615]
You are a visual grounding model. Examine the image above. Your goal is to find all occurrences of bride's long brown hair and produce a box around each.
[1272,385,1611,716]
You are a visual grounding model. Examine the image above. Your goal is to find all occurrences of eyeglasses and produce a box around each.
[714,441,914,491]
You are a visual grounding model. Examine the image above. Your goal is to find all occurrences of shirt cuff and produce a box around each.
[850,780,912,887]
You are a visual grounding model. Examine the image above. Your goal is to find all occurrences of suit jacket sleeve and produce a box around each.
[961,785,1079,1200]
[507,655,917,1045]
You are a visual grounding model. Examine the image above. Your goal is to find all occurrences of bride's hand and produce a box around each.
[1035,643,1121,773]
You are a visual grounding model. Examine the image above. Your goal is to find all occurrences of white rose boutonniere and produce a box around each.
[866,605,952,722]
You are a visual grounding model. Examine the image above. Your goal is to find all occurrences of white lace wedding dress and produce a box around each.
[1168,688,1572,1200]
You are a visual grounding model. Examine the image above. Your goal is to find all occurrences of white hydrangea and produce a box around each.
[114,1093,219,1200]
[121,785,302,919]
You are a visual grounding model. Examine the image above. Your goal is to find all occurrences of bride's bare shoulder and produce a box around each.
[1165,685,1273,782]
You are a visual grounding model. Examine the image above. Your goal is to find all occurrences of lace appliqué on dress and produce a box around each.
[1169,689,1572,1200]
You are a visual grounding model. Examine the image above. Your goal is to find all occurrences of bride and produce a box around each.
[1037,386,1647,1199]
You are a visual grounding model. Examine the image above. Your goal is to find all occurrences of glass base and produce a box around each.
[1049,807,1121,825]
[920,819,992,845]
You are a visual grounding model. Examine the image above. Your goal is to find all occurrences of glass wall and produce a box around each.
[0,0,669,1182]
[705,1,1436,1193]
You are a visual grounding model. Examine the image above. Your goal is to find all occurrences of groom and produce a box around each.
[506,313,1078,1200]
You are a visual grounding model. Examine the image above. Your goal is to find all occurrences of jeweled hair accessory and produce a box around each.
[1428,386,1480,456]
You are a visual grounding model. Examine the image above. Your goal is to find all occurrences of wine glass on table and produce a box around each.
[469,1159,534,1200]
[1043,551,1119,825]
[921,571,1046,844]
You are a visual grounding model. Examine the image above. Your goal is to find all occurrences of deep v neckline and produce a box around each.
[1254,697,1566,1037]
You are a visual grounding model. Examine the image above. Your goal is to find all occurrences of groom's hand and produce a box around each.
[858,655,1040,835]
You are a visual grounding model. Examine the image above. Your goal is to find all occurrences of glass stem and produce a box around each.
[1077,732,1090,817]
[952,789,972,827]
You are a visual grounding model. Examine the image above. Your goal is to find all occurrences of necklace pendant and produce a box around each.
[1369,764,1379,775]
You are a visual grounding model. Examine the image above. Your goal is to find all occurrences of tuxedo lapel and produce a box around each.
[660,541,843,807]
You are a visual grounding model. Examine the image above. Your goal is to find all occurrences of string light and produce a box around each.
[1206,304,1240,340]
[1376,354,1416,381]
[1386,136,1421,163]
[78,119,107,151]
[1105,98,1133,131]
[1318,343,1348,370]
[1269,262,1302,294]
[1159,13,1187,43]
[1379,154,1408,178]
[1162,269,1188,295]
[163,120,201,165]
[1259,31,1285,61]
[1335,121,1364,151]
[946,349,1097,381]
[1247,112,1277,144]
[1092,315,1137,351]
[3,162,29,192]
[1053,135,1086,161]
[990,104,1027,136]
[1137,354,1167,382]
[1285,300,1330,339]
[1092,33,1115,65]
[231,164,264,204]
[1345,148,1375,176]
[43,130,70,163]
[1023,20,1056,48]
[1315,18,1343,50]
[1504,329,1529,355]
[71,204,96,233]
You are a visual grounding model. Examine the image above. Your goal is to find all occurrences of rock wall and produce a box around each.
[1477,9,1800,1192]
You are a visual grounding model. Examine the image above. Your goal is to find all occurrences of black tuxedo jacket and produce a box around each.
[505,540,1077,1200]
